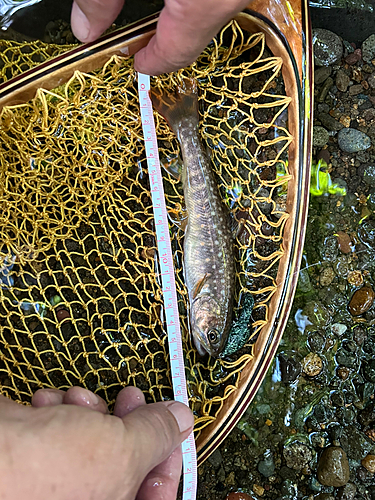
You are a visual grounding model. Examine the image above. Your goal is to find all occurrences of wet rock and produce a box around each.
[302,353,323,377]
[226,493,252,500]
[317,77,333,103]
[341,424,374,460]
[208,449,223,468]
[279,352,301,383]
[363,359,375,383]
[283,442,313,471]
[320,267,335,286]
[322,235,339,261]
[317,148,330,164]
[258,451,275,477]
[361,454,375,473]
[331,323,347,337]
[313,126,330,147]
[349,84,363,95]
[368,73,375,89]
[348,286,375,316]
[358,402,375,428]
[347,270,364,287]
[336,231,353,254]
[315,66,332,84]
[358,218,375,247]
[319,112,344,132]
[345,49,361,65]
[362,34,375,63]
[353,325,367,345]
[337,367,350,380]
[336,69,351,92]
[253,485,264,496]
[313,29,343,66]
[297,267,312,293]
[302,301,330,330]
[338,128,371,153]
[337,482,356,500]
[307,331,325,352]
[367,190,375,211]
[363,164,375,186]
[317,446,350,487]
[309,475,322,492]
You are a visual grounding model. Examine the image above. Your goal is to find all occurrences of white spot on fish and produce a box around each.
[221,278,225,284]
[219,269,224,274]
[205,258,211,262]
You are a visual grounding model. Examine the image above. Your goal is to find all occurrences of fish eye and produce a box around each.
[208,329,220,345]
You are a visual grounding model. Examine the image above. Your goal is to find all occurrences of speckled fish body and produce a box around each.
[150,80,235,357]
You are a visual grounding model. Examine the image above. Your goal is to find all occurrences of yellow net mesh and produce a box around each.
[0,20,292,435]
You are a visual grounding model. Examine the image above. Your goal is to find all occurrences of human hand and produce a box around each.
[0,386,193,500]
[70,0,252,75]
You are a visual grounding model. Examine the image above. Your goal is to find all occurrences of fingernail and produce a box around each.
[167,402,194,433]
[82,390,99,406]
[43,389,63,406]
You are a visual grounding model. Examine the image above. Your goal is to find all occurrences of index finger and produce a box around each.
[134,0,251,75]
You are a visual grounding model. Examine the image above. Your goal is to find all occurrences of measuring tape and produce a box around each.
[138,72,197,500]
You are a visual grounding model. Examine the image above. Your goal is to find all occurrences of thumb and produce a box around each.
[71,0,124,43]
[122,400,194,486]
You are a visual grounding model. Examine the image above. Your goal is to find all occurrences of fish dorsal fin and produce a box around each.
[192,273,210,299]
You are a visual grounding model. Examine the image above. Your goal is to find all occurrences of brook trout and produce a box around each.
[150,79,235,357]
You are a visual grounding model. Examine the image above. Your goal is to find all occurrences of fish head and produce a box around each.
[190,294,230,357]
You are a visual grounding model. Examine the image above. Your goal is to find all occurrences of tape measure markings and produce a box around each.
[138,72,197,500]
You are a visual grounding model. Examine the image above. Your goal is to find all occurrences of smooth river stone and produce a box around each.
[338,128,371,153]
[317,447,350,487]
[348,286,375,316]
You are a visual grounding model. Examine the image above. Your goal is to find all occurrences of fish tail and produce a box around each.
[149,78,199,135]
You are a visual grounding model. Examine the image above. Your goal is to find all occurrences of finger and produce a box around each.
[122,400,194,489]
[63,386,109,414]
[32,388,65,407]
[71,0,124,43]
[136,446,182,500]
[134,0,251,75]
[114,386,146,418]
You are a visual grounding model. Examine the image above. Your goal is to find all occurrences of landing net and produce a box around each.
[0,20,292,435]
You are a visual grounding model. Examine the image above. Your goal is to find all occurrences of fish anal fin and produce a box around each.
[192,273,210,299]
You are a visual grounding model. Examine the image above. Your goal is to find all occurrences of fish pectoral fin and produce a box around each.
[231,216,245,240]
[192,273,210,299]
[167,204,188,230]
[161,156,183,182]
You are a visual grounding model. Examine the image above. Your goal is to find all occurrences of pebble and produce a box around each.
[315,66,332,84]
[363,164,375,186]
[337,367,350,380]
[253,484,264,496]
[317,447,350,487]
[358,218,375,247]
[302,353,323,377]
[368,73,375,89]
[338,128,371,153]
[331,323,347,336]
[349,84,363,95]
[348,286,375,315]
[337,482,356,500]
[279,352,301,383]
[345,48,362,65]
[56,308,71,322]
[362,34,375,63]
[361,454,375,473]
[283,442,313,471]
[313,126,330,147]
[318,112,344,131]
[313,28,343,66]
[320,267,335,286]
[258,452,275,477]
[208,449,223,468]
[347,270,364,286]
[336,69,351,92]
[317,148,330,163]
[336,231,353,254]
[225,494,252,500]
